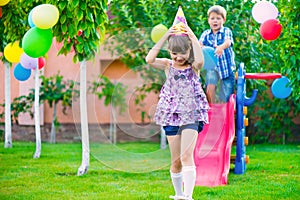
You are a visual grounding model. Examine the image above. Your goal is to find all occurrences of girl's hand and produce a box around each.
[165,26,177,37]
[183,24,198,42]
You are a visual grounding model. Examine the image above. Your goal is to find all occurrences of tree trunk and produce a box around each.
[109,106,117,144]
[109,109,113,142]
[112,106,117,144]
[50,103,57,144]
[33,65,41,158]
[4,62,12,148]
[77,60,90,176]
[160,126,167,149]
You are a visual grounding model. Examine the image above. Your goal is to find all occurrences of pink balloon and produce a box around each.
[252,1,278,23]
[20,53,38,69]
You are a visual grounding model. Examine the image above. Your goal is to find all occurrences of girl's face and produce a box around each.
[208,12,225,33]
[168,35,192,66]
[170,50,190,66]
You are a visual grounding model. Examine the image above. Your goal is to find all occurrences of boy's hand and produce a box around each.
[214,46,224,57]
[214,39,231,57]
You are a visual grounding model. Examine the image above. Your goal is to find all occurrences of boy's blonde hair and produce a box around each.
[207,5,227,20]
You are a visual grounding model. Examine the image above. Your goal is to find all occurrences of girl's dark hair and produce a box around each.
[168,35,194,64]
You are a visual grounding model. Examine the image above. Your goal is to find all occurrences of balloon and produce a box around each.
[0,0,10,6]
[32,4,59,29]
[252,1,278,23]
[20,53,38,70]
[13,63,32,81]
[151,24,168,43]
[37,57,46,70]
[271,76,292,99]
[28,9,35,28]
[260,19,282,40]
[4,41,23,63]
[77,29,83,36]
[22,27,53,58]
[202,46,218,70]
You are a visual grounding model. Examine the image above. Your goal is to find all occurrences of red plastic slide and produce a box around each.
[194,95,236,187]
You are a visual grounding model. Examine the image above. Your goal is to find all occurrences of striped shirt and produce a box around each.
[199,26,235,79]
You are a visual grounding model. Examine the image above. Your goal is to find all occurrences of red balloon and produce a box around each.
[77,29,83,36]
[37,57,46,69]
[260,19,282,40]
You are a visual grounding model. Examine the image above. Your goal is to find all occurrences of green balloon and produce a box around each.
[22,27,53,58]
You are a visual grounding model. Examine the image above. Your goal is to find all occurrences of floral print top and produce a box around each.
[155,62,209,126]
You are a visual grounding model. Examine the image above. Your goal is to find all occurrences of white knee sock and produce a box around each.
[170,171,184,196]
[182,165,196,199]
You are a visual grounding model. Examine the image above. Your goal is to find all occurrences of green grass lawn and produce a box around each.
[0,142,299,200]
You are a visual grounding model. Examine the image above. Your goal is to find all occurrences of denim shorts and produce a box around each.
[206,70,235,102]
[163,121,204,136]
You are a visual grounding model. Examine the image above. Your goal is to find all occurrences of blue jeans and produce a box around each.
[163,122,204,136]
[206,70,235,102]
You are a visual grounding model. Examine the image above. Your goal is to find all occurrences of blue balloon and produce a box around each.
[202,46,218,70]
[28,9,35,28]
[14,63,32,81]
[271,76,292,99]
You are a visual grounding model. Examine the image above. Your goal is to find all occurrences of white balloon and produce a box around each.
[20,53,38,69]
[252,1,278,23]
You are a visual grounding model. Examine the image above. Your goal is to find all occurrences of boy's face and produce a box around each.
[208,12,225,33]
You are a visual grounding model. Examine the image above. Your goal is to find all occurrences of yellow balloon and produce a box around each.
[0,0,10,6]
[32,4,59,29]
[151,24,168,43]
[4,41,24,63]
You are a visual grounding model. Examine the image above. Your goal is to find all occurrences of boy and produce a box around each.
[199,5,235,103]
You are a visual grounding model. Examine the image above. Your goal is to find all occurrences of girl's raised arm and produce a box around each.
[145,27,174,69]
[185,25,204,70]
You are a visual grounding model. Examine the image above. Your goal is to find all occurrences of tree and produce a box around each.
[1,0,108,173]
[0,0,33,148]
[39,72,79,143]
[49,0,108,175]
[106,0,300,142]
[90,76,127,143]
[0,95,34,125]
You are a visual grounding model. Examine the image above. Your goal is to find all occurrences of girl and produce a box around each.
[146,24,209,200]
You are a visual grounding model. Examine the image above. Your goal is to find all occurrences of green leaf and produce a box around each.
[61,24,68,33]
[68,25,77,37]
[86,12,94,22]
[60,14,67,24]
[71,0,79,7]
[80,2,87,10]
[77,9,83,21]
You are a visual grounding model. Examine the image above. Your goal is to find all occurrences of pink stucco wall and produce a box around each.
[0,38,158,125]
